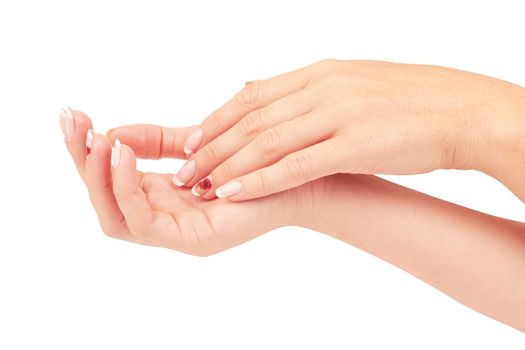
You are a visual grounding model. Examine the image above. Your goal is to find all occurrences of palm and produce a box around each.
[134,170,299,255]
[61,111,311,255]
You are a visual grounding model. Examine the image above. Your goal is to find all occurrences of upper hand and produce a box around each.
[175,59,525,201]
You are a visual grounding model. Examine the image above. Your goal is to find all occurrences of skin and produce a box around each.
[61,58,525,332]
[62,113,303,254]
[176,59,525,202]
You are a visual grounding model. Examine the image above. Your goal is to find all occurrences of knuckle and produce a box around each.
[255,128,283,155]
[236,80,265,106]
[200,143,219,162]
[256,170,270,193]
[204,111,225,133]
[159,126,172,159]
[283,153,311,179]
[238,109,264,137]
[310,58,341,78]
[215,159,235,180]
[316,58,339,67]
[320,72,345,87]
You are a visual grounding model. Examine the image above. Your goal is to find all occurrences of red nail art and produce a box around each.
[200,178,212,190]
[191,176,213,196]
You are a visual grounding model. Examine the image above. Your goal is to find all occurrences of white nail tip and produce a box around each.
[86,129,94,148]
[60,107,75,139]
[61,107,74,119]
[215,188,226,198]
[111,139,121,167]
[191,184,201,196]
[173,176,185,187]
[215,181,241,198]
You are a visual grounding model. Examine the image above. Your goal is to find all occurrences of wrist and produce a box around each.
[442,80,525,174]
[291,175,354,237]
[477,83,525,176]
[285,177,330,229]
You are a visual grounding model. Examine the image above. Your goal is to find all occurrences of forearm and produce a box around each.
[303,174,525,332]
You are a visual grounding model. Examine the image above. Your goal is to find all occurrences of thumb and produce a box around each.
[107,124,199,159]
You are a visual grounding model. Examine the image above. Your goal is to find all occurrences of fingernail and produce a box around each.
[86,129,94,157]
[184,128,203,156]
[60,107,75,140]
[191,175,213,196]
[111,139,121,167]
[215,181,241,198]
[173,160,196,186]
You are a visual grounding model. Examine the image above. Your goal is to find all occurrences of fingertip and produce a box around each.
[119,143,137,169]
[70,109,93,130]
[86,133,112,179]
[106,128,115,141]
[106,126,138,146]
[94,131,112,149]
[86,132,112,164]
[112,142,139,195]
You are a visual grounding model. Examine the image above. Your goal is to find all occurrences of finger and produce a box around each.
[176,87,318,188]
[111,141,182,248]
[213,138,343,201]
[107,124,199,159]
[84,132,137,242]
[183,64,314,156]
[60,108,93,181]
[194,110,334,199]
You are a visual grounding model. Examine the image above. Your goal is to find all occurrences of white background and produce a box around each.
[0,0,524,348]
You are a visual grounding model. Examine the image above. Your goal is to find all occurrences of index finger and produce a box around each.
[107,124,199,160]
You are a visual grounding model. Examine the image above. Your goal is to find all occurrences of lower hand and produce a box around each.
[60,108,318,256]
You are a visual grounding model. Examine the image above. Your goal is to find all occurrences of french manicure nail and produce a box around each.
[86,129,94,157]
[215,181,241,198]
[184,128,203,156]
[191,175,213,196]
[111,139,121,167]
[173,160,196,186]
[60,107,75,139]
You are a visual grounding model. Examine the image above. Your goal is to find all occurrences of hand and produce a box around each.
[174,59,525,201]
[61,109,525,331]
[59,108,316,256]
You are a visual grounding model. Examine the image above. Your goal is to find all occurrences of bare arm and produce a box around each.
[302,174,525,332]
[64,110,525,331]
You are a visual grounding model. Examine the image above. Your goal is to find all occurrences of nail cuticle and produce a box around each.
[184,128,203,156]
